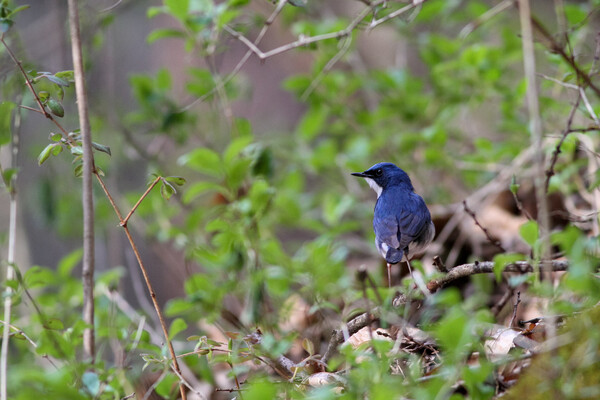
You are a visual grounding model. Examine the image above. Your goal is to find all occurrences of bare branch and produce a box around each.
[426,260,569,292]
[224,0,422,61]
[463,200,506,252]
[67,0,96,363]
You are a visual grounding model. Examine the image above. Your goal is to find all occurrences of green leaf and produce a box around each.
[0,101,15,146]
[46,75,70,87]
[224,135,253,164]
[493,253,524,282]
[58,248,83,277]
[70,146,83,156]
[2,168,17,186]
[169,318,188,339]
[49,132,62,142]
[296,106,327,140]
[74,163,83,177]
[510,175,519,194]
[47,98,64,117]
[6,5,30,18]
[519,220,539,247]
[147,28,185,44]
[44,318,65,331]
[165,0,189,21]
[91,141,112,156]
[38,143,58,165]
[178,147,223,177]
[38,91,49,103]
[54,70,74,82]
[161,180,176,200]
[51,144,63,156]
[24,266,56,288]
[182,181,228,203]
[165,176,186,186]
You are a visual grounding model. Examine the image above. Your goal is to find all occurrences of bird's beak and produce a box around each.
[351,171,368,178]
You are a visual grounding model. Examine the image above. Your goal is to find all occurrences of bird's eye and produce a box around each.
[375,169,383,177]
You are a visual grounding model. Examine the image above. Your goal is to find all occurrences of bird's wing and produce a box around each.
[374,191,430,253]
[373,212,401,249]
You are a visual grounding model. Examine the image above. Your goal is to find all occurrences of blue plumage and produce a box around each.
[352,162,435,276]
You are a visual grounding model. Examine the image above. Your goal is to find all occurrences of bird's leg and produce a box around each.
[405,253,416,287]
[387,263,392,288]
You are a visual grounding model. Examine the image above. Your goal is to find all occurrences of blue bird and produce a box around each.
[352,162,435,286]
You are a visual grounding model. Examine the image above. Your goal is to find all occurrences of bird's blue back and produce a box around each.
[373,185,432,263]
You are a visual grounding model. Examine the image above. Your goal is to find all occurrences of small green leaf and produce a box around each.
[178,147,223,177]
[38,143,57,165]
[47,98,64,117]
[493,253,524,282]
[519,220,539,247]
[91,142,112,156]
[70,146,83,156]
[74,163,83,177]
[169,318,188,340]
[38,91,49,103]
[147,28,186,44]
[49,132,62,142]
[6,5,30,18]
[54,70,74,82]
[51,144,63,156]
[46,74,70,87]
[510,175,520,194]
[44,318,64,331]
[165,0,189,21]
[2,168,18,186]
[161,180,176,200]
[165,176,186,186]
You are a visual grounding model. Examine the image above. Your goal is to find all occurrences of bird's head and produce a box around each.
[351,162,414,197]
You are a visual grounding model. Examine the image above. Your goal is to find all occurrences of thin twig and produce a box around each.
[545,94,581,192]
[463,200,506,252]
[224,0,409,61]
[531,16,600,98]
[508,291,521,328]
[95,173,188,400]
[0,98,20,400]
[67,0,96,363]
[0,35,51,119]
[121,176,161,226]
[491,287,515,318]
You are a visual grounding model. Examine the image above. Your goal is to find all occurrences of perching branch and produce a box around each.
[322,259,570,364]
[426,260,569,292]
[67,0,96,363]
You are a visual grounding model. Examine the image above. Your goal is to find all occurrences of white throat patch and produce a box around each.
[364,178,382,198]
